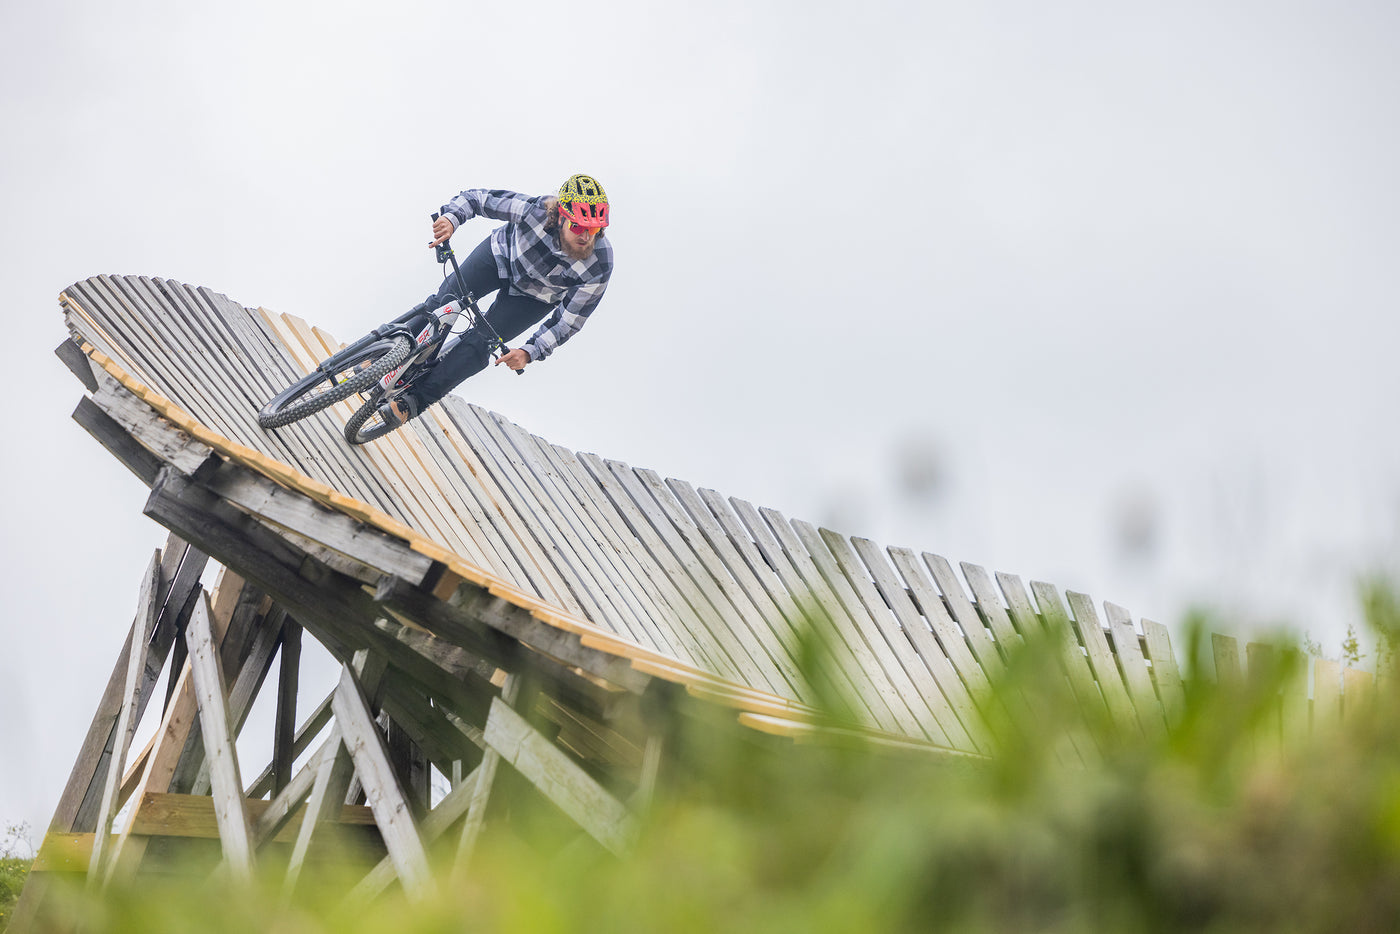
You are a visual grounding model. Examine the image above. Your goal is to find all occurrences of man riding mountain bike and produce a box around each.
[378,173,613,428]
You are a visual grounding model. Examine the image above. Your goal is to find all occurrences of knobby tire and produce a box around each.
[257,336,413,429]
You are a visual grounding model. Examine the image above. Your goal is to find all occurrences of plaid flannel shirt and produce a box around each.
[441,188,613,362]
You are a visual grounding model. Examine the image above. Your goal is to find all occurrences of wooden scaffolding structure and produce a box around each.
[12,275,1380,927]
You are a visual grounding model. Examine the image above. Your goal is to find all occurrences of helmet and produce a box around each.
[558,174,610,228]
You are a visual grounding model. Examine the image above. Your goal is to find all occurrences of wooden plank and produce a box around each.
[958,562,1024,651]
[1280,649,1309,743]
[690,488,874,716]
[1026,581,1111,723]
[1343,666,1374,718]
[632,468,805,696]
[332,664,435,901]
[184,593,255,880]
[273,619,302,793]
[498,416,670,647]
[88,368,216,477]
[1064,593,1140,735]
[1104,603,1165,733]
[732,499,908,733]
[577,452,750,684]
[131,793,376,842]
[1140,618,1185,716]
[350,765,481,902]
[848,538,982,751]
[780,516,933,737]
[55,337,99,392]
[87,550,162,885]
[1313,658,1341,731]
[285,652,388,888]
[463,406,628,629]
[454,677,518,874]
[482,696,637,856]
[434,399,583,610]
[246,689,334,800]
[923,554,1005,679]
[199,458,436,586]
[816,530,955,745]
[1212,634,1243,688]
[889,549,994,701]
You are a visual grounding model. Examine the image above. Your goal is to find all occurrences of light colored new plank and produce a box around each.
[1313,658,1341,732]
[1212,634,1242,688]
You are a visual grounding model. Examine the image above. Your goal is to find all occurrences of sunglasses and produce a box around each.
[565,220,598,235]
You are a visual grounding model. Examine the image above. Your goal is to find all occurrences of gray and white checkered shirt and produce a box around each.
[441,188,613,362]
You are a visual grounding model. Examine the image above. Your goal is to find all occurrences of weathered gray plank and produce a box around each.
[87,550,162,885]
[185,594,255,881]
[817,530,956,746]
[332,664,435,901]
[1064,592,1140,736]
[1140,618,1185,715]
[1104,602,1165,733]
[483,696,637,856]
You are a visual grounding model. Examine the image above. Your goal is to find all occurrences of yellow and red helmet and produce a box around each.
[558,174,610,229]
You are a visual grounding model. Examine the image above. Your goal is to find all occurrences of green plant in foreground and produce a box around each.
[32,598,1400,933]
[1,823,35,934]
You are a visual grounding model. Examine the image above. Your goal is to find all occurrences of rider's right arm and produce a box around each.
[440,189,540,231]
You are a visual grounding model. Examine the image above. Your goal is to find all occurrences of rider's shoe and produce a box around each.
[378,396,418,429]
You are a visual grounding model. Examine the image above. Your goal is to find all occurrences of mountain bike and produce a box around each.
[256,215,517,445]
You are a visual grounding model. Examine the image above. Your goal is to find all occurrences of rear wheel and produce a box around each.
[258,336,413,429]
[344,393,405,445]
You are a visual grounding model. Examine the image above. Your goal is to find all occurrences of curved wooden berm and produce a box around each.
[13,274,1373,924]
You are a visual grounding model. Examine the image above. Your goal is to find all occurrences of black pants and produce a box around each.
[408,236,555,409]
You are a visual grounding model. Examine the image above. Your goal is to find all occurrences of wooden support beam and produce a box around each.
[284,653,387,891]
[332,665,436,902]
[452,677,520,876]
[87,550,162,886]
[185,593,256,881]
[55,337,99,392]
[200,458,438,587]
[483,696,638,857]
[273,619,302,793]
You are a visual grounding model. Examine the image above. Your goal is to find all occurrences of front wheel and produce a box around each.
[258,336,413,429]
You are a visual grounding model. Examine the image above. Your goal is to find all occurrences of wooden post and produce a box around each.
[453,676,519,876]
[273,618,302,794]
[332,665,436,902]
[185,593,255,881]
[86,550,162,886]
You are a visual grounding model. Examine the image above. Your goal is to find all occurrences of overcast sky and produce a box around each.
[3,0,1397,838]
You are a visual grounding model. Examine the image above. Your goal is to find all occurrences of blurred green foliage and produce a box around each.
[21,582,1400,933]
[1,823,34,933]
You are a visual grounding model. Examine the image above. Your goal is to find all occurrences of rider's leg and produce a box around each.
[404,290,557,411]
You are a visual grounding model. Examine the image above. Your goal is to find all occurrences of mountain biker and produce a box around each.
[379,173,613,427]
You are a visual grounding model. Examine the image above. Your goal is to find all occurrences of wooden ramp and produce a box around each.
[14,274,1381,924]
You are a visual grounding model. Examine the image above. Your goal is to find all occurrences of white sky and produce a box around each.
[3,0,1398,837]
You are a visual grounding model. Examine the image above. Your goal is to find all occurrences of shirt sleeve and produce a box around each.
[440,189,542,230]
[522,278,608,361]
